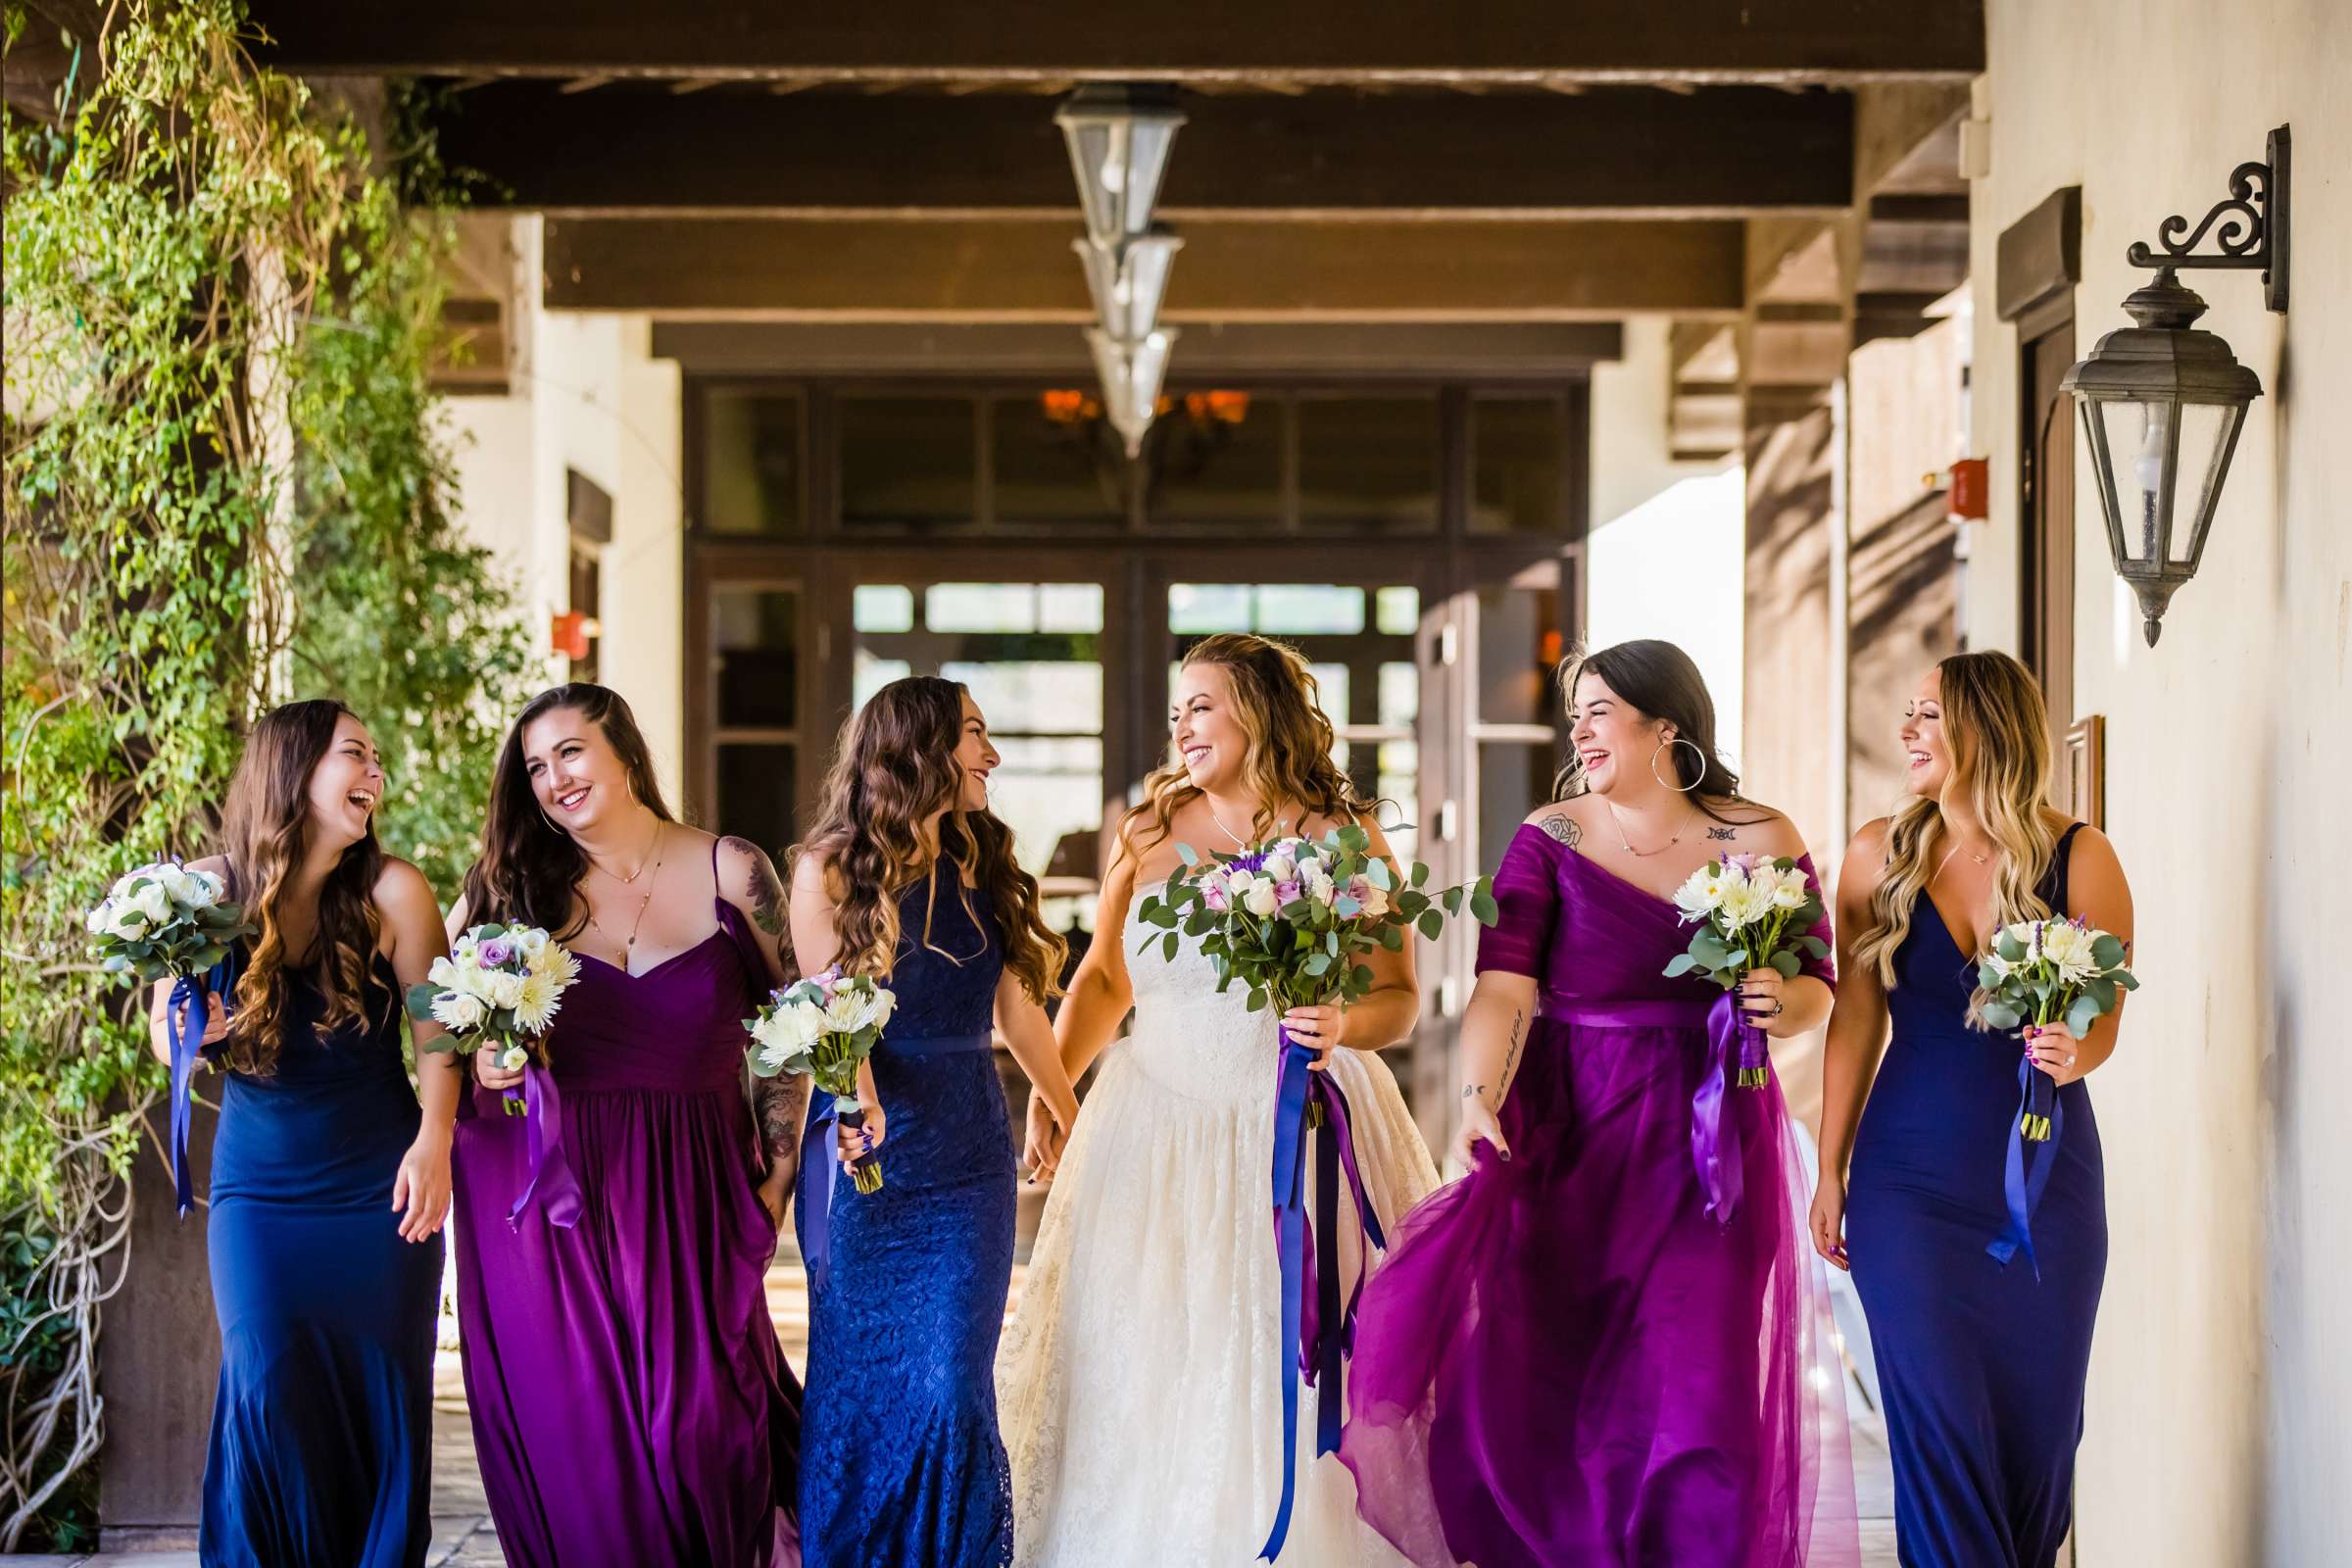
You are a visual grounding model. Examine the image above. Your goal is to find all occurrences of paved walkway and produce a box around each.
[26,1256,1898,1564]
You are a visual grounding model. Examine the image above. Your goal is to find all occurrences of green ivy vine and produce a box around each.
[1,0,533,1544]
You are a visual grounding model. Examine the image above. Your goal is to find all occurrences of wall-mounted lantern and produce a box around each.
[2061,126,2287,645]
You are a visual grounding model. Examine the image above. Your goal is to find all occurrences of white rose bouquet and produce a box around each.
[405,923,580,1117]
[1971,915,2137,1142]
[86,859,252,984]
[1135,824,1496,1027]
[85,859,257,1215]
[748,969,897,1196]
[1665,852,1831,1089]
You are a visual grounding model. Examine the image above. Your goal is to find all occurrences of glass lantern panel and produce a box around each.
[2098,399,2173,565]
[2176,401,2239,564]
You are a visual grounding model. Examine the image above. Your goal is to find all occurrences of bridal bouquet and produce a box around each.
[748,969,897,1196]
[406,923,581,1116]
[85,860,256,1215]
[1972,915,2137,1141]
[1134,824,1497,1018]
[1134,825,1494,1560]
[1665,853,1831,1089]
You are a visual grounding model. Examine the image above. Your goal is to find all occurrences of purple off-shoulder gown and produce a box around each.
[1342,824,1859,1568]
[451,864,800,1568]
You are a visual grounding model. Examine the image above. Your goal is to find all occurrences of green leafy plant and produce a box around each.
[1,0,533,1544]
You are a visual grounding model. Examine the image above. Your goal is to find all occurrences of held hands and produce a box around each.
[389,1128,452,1243]
[2023,1019,2086,1086]
[1739,969,1790,1036]
[1281,1003,1345,1069]
[152,984,231,1065]
[1808,1174,1849,1272]
[1449,1090,1510,1172]
[1022,1088,1070,1187]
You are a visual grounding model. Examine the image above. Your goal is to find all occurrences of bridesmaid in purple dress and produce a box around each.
[1343,641,1858,1568]
[449,684,810,1568]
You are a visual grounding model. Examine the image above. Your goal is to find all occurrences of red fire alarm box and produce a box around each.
[1946,457,1988,520]
[550,609,598,662]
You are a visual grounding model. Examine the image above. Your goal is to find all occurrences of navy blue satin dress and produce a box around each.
[795,864,1015,1567]
[202,948,440,1567]
[1847,823,2106,1568]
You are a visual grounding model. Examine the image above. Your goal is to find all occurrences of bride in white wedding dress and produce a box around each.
[996,633,1437,1568]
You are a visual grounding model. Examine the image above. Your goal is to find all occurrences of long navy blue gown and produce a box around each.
[795,862,1015,1567]
[202,944,440,1567]
[1847,823,2106,1568]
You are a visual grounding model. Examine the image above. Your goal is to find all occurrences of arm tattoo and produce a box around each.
[1705,825,1738,842]
[1538,814,1581,849]
[1499,1005,1527,1096]
[720,835,797,975]
[753,1072,808,1165]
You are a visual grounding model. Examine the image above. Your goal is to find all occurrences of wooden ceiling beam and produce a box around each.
[542,217,1746,318]
[430,82,1852,218]
[248,0,1984,84]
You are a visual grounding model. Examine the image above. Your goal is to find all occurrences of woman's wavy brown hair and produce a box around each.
[1852,650,2063,988]
[461,684,674,936]
[1121,632,1367,862]
[796,675,1064,1004]
[217,700,389,1074]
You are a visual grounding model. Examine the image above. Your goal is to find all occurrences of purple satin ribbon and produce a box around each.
[505,1062,583,1230]
[1691,991,1758,1225]
[165,977,209,1217]
[1261,1024,1387,1564]
[798,1091,847,1289]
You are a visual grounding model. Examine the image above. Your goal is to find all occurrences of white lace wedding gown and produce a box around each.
[996,904,1437,1567]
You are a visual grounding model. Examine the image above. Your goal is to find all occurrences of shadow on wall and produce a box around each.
[1586,467,1748,774]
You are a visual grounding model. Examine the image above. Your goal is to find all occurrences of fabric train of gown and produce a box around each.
[201,936,441,1568]
[1846,822,2105,1568]
[996,883,1436,1568]
[794,861,1016,1567]
[451,842,800,1568]
[1340,825,1859,1568]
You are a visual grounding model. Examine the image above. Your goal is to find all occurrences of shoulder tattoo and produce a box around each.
[720,836,787,938]
[1705,824,1738,842]
[1537,814,1581,849]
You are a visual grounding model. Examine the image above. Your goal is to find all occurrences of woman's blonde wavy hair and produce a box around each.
[796,675,1064,1004]
[1852,651,2063,988]
[1120,633,1366,861]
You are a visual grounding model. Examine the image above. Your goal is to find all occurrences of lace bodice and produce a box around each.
[1121,892,1282,1108]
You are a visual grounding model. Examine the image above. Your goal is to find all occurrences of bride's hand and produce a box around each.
[1449,1093,1510,1171]
[1022,1089,1067,1185]
[1281,1003,1344,1070]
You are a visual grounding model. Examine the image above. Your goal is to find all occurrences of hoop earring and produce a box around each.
[1650,736,1706,794]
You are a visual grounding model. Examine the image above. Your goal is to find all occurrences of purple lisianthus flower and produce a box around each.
[1725,852,1759,874]
[478,938,514,967]
[1275,879,1302,906]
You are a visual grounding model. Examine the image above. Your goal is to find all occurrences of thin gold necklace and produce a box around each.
[586,821,667,961]
[1601,798,1697,858]
[1207,798,1291,851]
[592,814,663,886]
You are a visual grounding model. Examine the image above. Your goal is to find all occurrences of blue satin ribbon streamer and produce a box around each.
[166,976,209,1217]
[1691,991,1753,1225]
[1260,1025,1387,1564]
[1987,1049,2063,1276]
[506,1062,584,1231]
[797,1031,990,1290]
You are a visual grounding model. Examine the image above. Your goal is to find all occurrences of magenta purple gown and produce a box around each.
[451,853,800,1568]
[1342,824,1859,1568]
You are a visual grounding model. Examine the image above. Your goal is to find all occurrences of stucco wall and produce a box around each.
[1970,4,2350,1561]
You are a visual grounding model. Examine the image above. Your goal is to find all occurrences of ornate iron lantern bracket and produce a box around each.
[2123,125,2289,312]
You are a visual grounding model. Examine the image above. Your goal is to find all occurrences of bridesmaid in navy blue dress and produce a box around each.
[1814,653,2135,1568]
[786,677,1081,1568]
[150,701,459,1567]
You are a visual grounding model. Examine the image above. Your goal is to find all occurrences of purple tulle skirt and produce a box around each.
[1340,1014,1859,1568]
